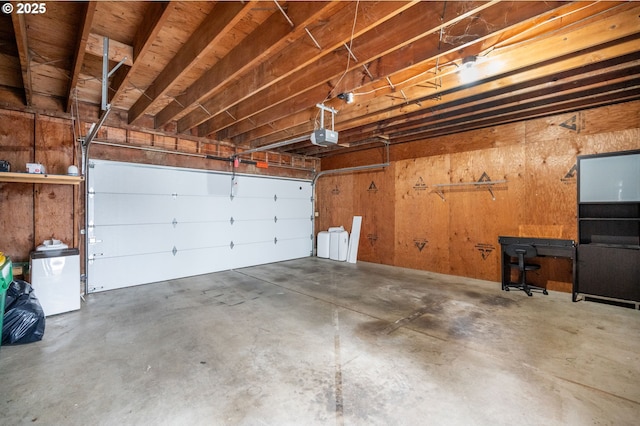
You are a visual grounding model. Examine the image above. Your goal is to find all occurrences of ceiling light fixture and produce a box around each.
[337,92,354,104]
[459,55,479,83]
[462,55,477,67]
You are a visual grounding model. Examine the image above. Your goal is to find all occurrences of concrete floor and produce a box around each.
[1,258,639,425]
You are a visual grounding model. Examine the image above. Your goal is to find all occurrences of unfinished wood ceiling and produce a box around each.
[1,1,639,158]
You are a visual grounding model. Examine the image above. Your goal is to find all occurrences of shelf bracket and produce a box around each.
[488,185,496,201]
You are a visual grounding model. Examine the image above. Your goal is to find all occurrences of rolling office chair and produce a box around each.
[503,244,548,297]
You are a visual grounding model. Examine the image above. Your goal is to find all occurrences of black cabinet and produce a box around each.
[577,241,640,302]
[576,150,640,307]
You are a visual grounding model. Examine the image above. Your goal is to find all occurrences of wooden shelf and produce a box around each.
[432,179,507,201]
[0,172,84,185]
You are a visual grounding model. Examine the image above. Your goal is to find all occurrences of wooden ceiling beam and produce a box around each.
[288,83,640,158]
[198,0,576,140]
[386,61,640,142]
[192,0,483,138]
[337,12,640,138]
[227,0,576,145]
[128,0,255,125]
[401,57,640,137]
[389,82,640,146]
[10,12,31,106]
[2,0,638,157]
[85,33,133,67]
[254,40,639,150]
[291,78,639,156]
[335,1,621,114]
[108,1,173,107]
[176,0,420,134]
[66,1,97,113]
[132,2,171,63]
[252,2,640,148]
[156,0,347,130]
[321,65,640,150]
[339,49,639,142]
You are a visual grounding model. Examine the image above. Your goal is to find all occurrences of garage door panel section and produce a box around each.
[180,246,236,276]
[173,195,231,222]
[92,193,176,225]
[91,224,173,258]
[88,252,178,292]
[276,218,312,240]
[88,160,312,292]
[90,162,173,194]
[230,197,277,221]
[276,238,314,260]
[233,175,279,198]
[173,222,233,249]
[230,241,280,268]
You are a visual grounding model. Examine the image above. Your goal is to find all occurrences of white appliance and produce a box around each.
[317,231,330,258]
[30,248,80,316]
[329,229,349,261]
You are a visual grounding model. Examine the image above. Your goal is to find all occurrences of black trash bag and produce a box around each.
[2,279,45,345]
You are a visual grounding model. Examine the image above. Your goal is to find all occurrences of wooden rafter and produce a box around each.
[128,1,255,125]
[336,4,640,138]
[242,2,640,151]
[10,12,31,106]
[164,1,417,132]
[191,0,499,139]
[386,59,640,141]
[108,1,173,107]
[154,1,346,129]
[226,0,579,145]
[66,1,97,113]
[85,33,133,67]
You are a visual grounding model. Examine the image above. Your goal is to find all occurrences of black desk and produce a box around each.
[498,236,576,299]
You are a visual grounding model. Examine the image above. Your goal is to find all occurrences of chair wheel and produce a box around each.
[543,290,548,295]
[504,287,510,291]
[527,292,533,297]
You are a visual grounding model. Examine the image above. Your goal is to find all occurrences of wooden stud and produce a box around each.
[66,2,97,113]
[10,13,32,106]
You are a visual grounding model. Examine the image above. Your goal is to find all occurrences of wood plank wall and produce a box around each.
[0,110,78,262]
[317,100,640,292]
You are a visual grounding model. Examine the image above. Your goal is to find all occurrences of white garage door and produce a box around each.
[87,159,312,293]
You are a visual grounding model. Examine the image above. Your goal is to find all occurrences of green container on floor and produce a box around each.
[0,253,13,349]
